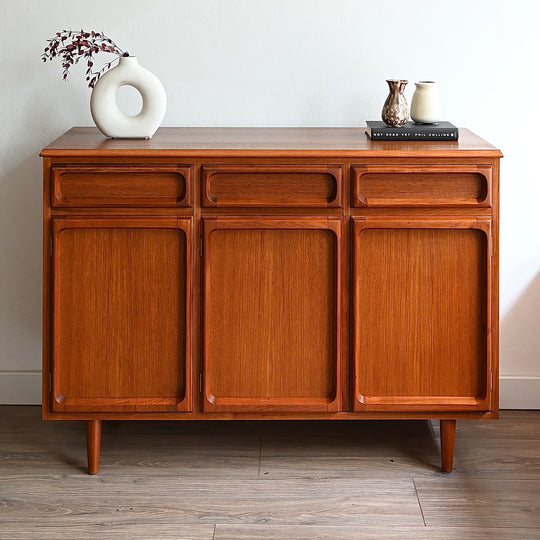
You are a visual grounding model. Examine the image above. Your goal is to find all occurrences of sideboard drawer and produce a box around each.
[52,165,193,207]
[202,164,342,208]
[351,165,492,208]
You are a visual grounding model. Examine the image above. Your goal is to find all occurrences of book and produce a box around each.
[365,121,459,141]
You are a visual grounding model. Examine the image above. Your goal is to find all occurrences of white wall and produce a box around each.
[1,0,538,407]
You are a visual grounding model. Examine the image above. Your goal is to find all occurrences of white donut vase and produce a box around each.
[90,56,166,139]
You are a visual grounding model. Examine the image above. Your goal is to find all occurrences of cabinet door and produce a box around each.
[51,217,192,413]
[203,217,344,412]
[352,217,493,412]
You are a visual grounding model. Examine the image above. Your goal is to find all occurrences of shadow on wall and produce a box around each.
[0,155,43,371]
[500,271,540,376]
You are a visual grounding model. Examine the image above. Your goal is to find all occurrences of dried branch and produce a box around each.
[42,29,130,88]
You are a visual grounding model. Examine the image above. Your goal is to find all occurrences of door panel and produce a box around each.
[203,217,344,412]
[51,217,192,412]
[352,217,492,412]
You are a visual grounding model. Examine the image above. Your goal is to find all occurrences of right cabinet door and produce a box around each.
[352,217,493,412]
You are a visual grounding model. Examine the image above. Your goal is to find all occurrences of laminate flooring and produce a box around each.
[1,407,539,539]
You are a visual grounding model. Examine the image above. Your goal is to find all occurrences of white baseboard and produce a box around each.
[0,372,41,405]
[499,376,540,409]
[0,372,539,409]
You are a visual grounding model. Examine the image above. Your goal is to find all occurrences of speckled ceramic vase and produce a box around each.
[381,79,409,127]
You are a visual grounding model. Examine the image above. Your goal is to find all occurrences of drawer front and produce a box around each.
[202,164,342,208]
[52,165,192,207]
[351,164,492,208]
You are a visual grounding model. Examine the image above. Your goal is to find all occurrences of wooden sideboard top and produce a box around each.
[41,127,502,158]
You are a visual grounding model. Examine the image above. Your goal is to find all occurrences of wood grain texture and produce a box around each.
[258,419,443,478]
[51,165,192,207]
[1,408,539,539]
[352,164,491,207]
[41,127,501,476]
[51,217,192,413]
[203,217,343,412]
[431,418,540,478]
[40,127,503,158]
[0,477,423,528]
[0,526,215,540]
[202,164,342,207]
[42,157,53,414]
[415,477,540,529]
[440,419,456,473]
[86,420,101,474]
[352,217,492,412]
[2,409,537,477]
[215,525,540,540]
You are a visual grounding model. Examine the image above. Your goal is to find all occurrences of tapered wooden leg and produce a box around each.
[86,420,102,475]
[440,419,456,473]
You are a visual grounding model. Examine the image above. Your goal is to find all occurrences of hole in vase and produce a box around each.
[116,84,143,116]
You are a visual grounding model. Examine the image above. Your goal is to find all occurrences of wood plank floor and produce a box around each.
[1,407,539,539]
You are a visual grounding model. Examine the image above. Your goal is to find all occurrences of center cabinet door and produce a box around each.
[203,217,344,412]
[51,217,192,413]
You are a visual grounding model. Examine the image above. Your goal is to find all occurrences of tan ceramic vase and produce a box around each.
[381,79,409,127]
[410,81,441,124]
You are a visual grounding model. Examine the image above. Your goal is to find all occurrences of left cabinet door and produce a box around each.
[50,217,192,413]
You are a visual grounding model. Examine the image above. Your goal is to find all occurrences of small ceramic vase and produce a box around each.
[90,56,166,139]
[381,79,408,127]
[410,81,441,124]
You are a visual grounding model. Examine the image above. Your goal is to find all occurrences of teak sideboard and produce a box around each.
[41,127,502,474]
